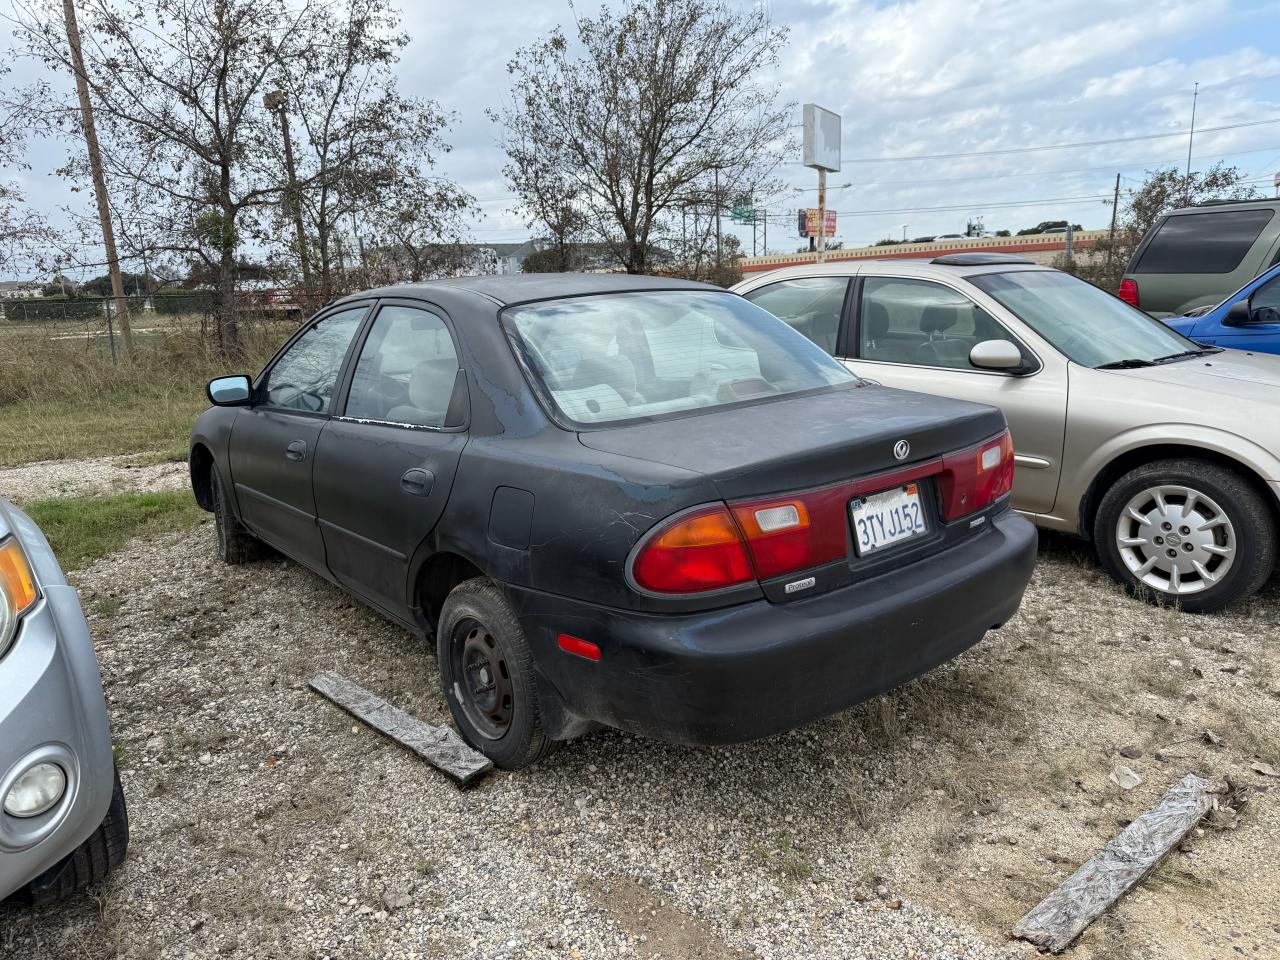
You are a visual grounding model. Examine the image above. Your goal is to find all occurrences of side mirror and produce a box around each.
[1223,299,1252,326]
[207,375,252,406]
[969,339,1026,372]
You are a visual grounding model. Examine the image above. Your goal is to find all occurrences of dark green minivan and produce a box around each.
[1120,198,1280,317]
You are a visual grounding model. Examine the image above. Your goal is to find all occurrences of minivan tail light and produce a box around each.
[1118,278,1139,307]
[631,506,754,593]
[938,431,1015,521]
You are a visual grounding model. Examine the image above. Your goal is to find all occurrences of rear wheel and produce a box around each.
[212,466,267,564]
[8,766,129,907]
[437,578,558,769]
[1093,458,1275,613]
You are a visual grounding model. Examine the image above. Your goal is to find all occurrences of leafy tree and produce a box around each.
[494,0,793,274]
[1069,163,1259,291]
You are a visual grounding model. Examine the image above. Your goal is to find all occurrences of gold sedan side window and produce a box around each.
[859,277,1016,370]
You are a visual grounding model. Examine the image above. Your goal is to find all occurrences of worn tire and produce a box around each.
[1093,458,1275,614]
[212,466,267,564]
[9,766,129,907]
[437,578,559,770]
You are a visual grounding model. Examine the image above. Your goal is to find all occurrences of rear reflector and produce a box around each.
[1118,278,1139,307]
[556,634,601,661]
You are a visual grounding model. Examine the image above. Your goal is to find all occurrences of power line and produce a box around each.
[839,117,1280,164]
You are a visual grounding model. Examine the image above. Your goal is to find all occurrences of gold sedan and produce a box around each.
[734,253,1280,613]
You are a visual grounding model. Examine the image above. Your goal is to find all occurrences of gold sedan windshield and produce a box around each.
[971,270,1204,369]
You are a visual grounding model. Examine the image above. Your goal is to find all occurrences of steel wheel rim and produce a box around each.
[449,618,512,740]
[1115,484,1235,596]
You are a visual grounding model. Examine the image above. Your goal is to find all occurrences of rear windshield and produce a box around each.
[504,290,857,426]
[1132,208,1274,274]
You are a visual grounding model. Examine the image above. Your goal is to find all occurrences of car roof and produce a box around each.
[1168,197,1280,215]
[336,273,720,308]
[735,258,1052,285]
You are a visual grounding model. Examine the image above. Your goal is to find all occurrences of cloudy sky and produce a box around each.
[5,0,1280,277]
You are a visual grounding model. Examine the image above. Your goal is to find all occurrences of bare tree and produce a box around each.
[271,0,474,299]
[494,0,792,274]
[17,0,324,357]
[0,68,58,275]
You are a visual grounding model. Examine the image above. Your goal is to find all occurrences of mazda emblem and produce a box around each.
[893,440,910,461]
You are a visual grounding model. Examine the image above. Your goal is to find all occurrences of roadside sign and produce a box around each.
[798,208,836,238]
[731,205,757,225]
[803,104,841,172]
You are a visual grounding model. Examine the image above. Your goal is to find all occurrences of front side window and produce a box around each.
[971,270,1199,368]
[742,277,848,355]
[1249,274,1280,323]
[1133,209,1274,274]
[858,276,1016,369]
[263,307,365,412]
[344,306,461,427]
[505,291,856,425]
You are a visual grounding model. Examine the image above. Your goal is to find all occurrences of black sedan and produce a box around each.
[190,275,1037,768]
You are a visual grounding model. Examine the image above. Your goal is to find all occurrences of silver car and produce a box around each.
[734,253,1280,613]
[0,497,127,905]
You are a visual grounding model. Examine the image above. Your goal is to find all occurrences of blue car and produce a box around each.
[1163,262,1280,353]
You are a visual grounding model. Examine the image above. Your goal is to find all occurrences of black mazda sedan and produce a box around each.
[190,275,1037,768]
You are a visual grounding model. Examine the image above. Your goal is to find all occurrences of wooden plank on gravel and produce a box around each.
[309,671,493,788]
[1012,773,1218,953]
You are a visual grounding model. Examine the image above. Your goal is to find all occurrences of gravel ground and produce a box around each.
[3,516,1278,960]
[0,454,188,505]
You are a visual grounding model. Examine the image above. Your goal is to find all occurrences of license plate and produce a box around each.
[850,483,928,556]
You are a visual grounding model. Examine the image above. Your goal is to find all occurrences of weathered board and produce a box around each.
[309,671,493,788]
[1012,773,1218,953]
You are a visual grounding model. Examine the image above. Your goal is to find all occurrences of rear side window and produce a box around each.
[1133,209,1274,274]
[345,305,460,427]
[742,277,848,354]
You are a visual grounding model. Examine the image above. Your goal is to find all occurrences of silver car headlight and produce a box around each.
[0,536,39,658]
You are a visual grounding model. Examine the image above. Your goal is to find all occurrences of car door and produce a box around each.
[1199,271,1280,352]
[228,304,369,569]
[842,274,1068,515]
[312,301,468,620]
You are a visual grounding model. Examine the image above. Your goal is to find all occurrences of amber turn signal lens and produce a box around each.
[0,538,37,616]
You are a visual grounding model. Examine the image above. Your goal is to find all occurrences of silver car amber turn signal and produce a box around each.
[0,537,39,659]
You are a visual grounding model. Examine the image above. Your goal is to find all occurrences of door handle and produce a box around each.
[401,468,435,497]
[286,439,307,462]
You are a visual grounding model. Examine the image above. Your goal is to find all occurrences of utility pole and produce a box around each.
[1185,82,1199,179]
[1107,172,1121,265]
[816,168,827,263]
[63,0,133,358]
[762,210,767,257]
[264,89,313,304]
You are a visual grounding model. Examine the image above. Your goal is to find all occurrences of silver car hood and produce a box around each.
[1108,350,1280,401]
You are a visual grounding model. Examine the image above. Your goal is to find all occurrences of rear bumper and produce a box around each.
[0,575,115,901]
[508,511,1038,745]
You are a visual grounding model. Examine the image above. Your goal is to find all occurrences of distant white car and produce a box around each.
[933,234,966,242]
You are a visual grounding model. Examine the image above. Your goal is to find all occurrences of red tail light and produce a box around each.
[631,505,754,593]
[730,490,849,579]
[1118,278,1139,307]
[937,431,1014,521]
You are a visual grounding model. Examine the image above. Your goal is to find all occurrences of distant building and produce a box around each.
[0,280,42,299]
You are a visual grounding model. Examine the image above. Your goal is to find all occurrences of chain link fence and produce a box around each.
[0,292,304,364]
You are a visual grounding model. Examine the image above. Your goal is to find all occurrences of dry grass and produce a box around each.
[0,320,289,466]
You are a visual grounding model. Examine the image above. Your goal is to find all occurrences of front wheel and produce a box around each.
[437,578,559,770]
[212,467,267,564]
[1093,458,1276,613]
